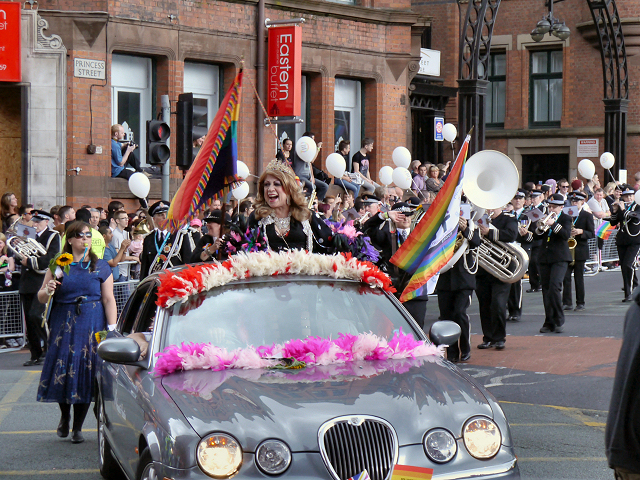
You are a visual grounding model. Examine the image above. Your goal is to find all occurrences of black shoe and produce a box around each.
[71,430,84,444]
[447,356,459,363]
[460,353,471,362]
[57,417,70,438]
[555,325,564,333]
[575,304,585,311]
[539,326,554,333]
[536,288,543,292]
[493,341,505,350]
[563,304,573,311]
[23,358,41,366]
[508,315,520,322]
[623,296,632,302]
[477,342,493,349]
[526,288,537,293]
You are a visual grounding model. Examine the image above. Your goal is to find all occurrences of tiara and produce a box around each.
[264,159,295,176]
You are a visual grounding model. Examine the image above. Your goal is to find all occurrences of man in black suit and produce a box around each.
[610,186,640,302]
[437,215,481,362]
[476,207,518,350]
[526,190,546,292]
[535,193,573,333]
[508,189,533,321]
[363,201,427,328]
[140,201,193,279]
[562,191,595,311]
[191,210,232,263]
[19,210,60,366]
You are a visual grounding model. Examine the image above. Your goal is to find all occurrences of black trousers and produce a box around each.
[540,261,568,329]
[528,246,542,289]
[508,279,523,318]
[563,260,585,307]
[20,292,47,360]
[403,298,428,330]
[438,289,473,358]
[476,280,510,344]
[617,243,640,297]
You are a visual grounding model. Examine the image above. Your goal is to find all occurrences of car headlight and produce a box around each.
[197,433,243,478]
[255,439,292,475]
[463,417,502,459]
[423,428,457,463]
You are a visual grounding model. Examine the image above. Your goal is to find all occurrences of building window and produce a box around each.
[334,78,362,172]
[184,62,220,132]
[486,52,506,128]
[530,50,562,127]
[277,75,307,152]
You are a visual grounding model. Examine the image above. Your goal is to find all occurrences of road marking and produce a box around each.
[0,469,100,476]
[510,422,606,427]
[500,400,608,430]
[517,457,607,462]
[0,428,97,434]
[0,371,39,427]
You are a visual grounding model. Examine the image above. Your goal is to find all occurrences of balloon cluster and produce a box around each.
[577,153,616,183]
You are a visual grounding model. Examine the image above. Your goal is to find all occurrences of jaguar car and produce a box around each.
[96,251,520,480]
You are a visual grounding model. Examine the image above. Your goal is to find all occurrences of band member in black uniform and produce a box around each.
[191,210,231,263]
[363,201,428,328]
[508,189,532,321]
[437,215,481,362]
[610,187,640,302]
[140,201,193,279]
[562,191,595,311]
[535,193,572,333]
[526,191,545,292]
[19,210,60,366]
[476,207,518,350]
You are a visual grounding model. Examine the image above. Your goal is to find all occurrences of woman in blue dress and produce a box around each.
[36,221,117,443]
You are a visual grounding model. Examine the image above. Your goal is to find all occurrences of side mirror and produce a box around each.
[429,320,461,347]
[98,338,141,364]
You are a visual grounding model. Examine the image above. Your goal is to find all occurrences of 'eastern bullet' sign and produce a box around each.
[0,2,21,82]
[267,25,302,118]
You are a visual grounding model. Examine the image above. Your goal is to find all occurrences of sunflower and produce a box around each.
[56,253,73,267]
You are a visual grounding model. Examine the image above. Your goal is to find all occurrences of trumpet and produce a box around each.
[535,212,558,235]
[354,211,371,227]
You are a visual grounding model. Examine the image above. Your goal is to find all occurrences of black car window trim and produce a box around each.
[118,282,151,335]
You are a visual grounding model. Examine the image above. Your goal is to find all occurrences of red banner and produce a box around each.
[267,25,302,117]
[0,2,21,82]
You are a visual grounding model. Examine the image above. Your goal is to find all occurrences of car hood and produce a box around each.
[161,356,492,452]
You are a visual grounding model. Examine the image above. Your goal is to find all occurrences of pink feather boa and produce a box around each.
[154,330,444,376]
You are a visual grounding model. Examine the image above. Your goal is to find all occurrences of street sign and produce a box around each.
[434,117,444,142]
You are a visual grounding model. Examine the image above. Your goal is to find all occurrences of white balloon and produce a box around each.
[392,167,412,190]
[232,182,250,200]
[379,166,394,186]
[578,159,596,179]
[236,161,250,179]
[326,153,346,178]
[295,136,317,163]
[392,146,411,169]
[443,123,457,143]
[128,172,150,199]
[600,152,615,170]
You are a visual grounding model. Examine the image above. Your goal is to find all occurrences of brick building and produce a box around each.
[1,0,429,210]
[411,0,640,186]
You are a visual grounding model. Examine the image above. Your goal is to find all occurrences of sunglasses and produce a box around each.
[74,232,93,239]
[560,185,569,188]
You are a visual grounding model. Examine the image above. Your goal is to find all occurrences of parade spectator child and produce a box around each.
[129,231,144,279]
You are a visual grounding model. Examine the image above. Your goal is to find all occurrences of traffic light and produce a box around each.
[177,92,208,170]
[146,120,171,165]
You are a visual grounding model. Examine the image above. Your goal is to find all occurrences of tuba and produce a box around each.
[5,218,47,261]
[460,150,529,283]
[133,219,152,236]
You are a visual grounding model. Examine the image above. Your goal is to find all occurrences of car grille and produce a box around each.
[319,416,398,480]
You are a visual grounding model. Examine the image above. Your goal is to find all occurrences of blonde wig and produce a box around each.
[254,160,311,222]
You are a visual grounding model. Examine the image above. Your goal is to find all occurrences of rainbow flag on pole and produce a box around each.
[163,70,244,231]
[596,220,615,239]
[390,133,470,302]
[390,465,434,480]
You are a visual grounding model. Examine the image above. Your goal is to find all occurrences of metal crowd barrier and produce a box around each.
[113,279,140,318]
[0,290,25,352]
[584,230,619,276]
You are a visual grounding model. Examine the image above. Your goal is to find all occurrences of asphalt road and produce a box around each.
[0,270,627,480]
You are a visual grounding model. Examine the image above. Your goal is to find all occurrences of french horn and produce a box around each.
[5,218,47,261]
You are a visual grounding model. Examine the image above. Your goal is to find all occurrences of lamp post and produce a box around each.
[530,0,570,42]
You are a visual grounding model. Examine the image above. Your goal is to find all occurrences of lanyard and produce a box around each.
[155,231,170,254]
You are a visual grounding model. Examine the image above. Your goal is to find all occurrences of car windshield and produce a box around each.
[161,280,420,350]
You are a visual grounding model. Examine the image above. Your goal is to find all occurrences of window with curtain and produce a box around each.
[486,52,506,128]
[530,50,563,127]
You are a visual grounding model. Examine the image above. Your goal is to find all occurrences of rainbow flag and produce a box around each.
[163,70,244,231]
[390,133,470,302]
[596,220,615,239]
[347,470,371,480]
[390,465,433,480]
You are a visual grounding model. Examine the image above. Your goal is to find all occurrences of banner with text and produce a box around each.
[0,2,21,82]
[267,25,302,117]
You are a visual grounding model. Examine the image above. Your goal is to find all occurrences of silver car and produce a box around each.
[97,270,520,480]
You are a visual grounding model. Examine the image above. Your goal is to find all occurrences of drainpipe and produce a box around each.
[256,0,266,177]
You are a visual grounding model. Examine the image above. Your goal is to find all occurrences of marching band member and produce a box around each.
[140,201,193,279]
[476,206,518,350]
[508,189,532,322]
[535,193,572,333]
[437,213,481,362]
[562,191,594,311]
[526,190,546,293]
[19,210,61,366]
[610,186,640,302]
